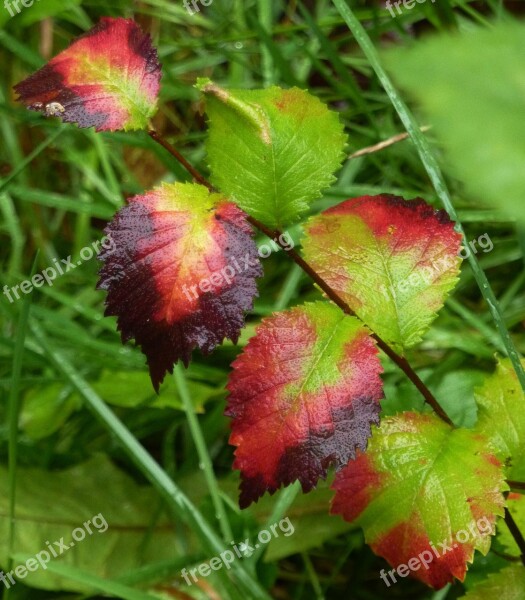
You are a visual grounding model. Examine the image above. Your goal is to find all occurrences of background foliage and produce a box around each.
[1,0,524,598]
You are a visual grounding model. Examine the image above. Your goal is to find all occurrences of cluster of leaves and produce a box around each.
[14,16,525,594]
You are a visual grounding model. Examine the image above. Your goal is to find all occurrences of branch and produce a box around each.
[148,131,453,427]
[348,126,431,160]
[504,507,525,568]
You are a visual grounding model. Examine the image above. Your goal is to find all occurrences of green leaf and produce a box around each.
[459,565,525,600]
[19,372,220,440]
[197,79,347,229]
[20,383,80,440]
[474,358,525,480]
[302,195,462,353]
[0,456,182,593]
[385,21,525,223]
[331,412,507,589]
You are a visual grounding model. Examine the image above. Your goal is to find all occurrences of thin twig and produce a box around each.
[508,481,525,492]
[349,126,431,159]
[504,508,525,567]
[148,130,213,191]
[148,133,453,427]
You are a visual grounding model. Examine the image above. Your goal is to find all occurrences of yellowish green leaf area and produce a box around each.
[474,358,525,480]
[303,195,462,353]
[385,21,525,224]
[331,413,507,589]
[197,78,347,229]
[459,564,525,600]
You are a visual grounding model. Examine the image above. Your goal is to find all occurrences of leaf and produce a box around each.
[20,383,80,440]
[197,79,347,229]
[97,182,262,391]
[302,195,462,352]
[382,369,483,428]
[0,456,182,593]
[474,358,525,480]
[14,17,161,132]
[20,372,221,440]
[385,21,525,223]
[459,565,525,600]
[226,301,383,508]
[496,493,525,557]
[331,412,507,589]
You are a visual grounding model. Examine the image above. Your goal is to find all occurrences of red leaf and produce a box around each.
[14,17,161,131]
[226,302,383,508]
[97,183,262,391]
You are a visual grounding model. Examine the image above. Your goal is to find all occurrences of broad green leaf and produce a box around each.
[15,18,161,132]
[459,564,525,600]
[197,79,347,229]
[331,413,506,589]
[382,369,482,428]
[20,372,221,439]
[226,301,383,507]
[0,456,183,593]
[385,21,525,223]
[302,195,462,353]
[474,358,525,480]
[20,383,80,440]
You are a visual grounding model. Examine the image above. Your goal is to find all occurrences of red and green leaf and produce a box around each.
[226,302,383,508]
[302,195,462,353]
[97,182,262,391]
[14,17,161,131]
[331,413,507,589]
[474,358,525,480]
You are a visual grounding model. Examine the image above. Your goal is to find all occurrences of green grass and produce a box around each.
[1,1,524,599]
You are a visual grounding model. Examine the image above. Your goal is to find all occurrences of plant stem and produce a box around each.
[148,130,212,191]
[504,508,525,568]
[508,481,525,492]
[147,132,453,426]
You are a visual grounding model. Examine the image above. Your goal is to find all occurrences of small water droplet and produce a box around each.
[234,41,243,50]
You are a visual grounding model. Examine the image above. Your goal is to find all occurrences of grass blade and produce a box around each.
[331,0,525,391]
[174,363,234,542]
